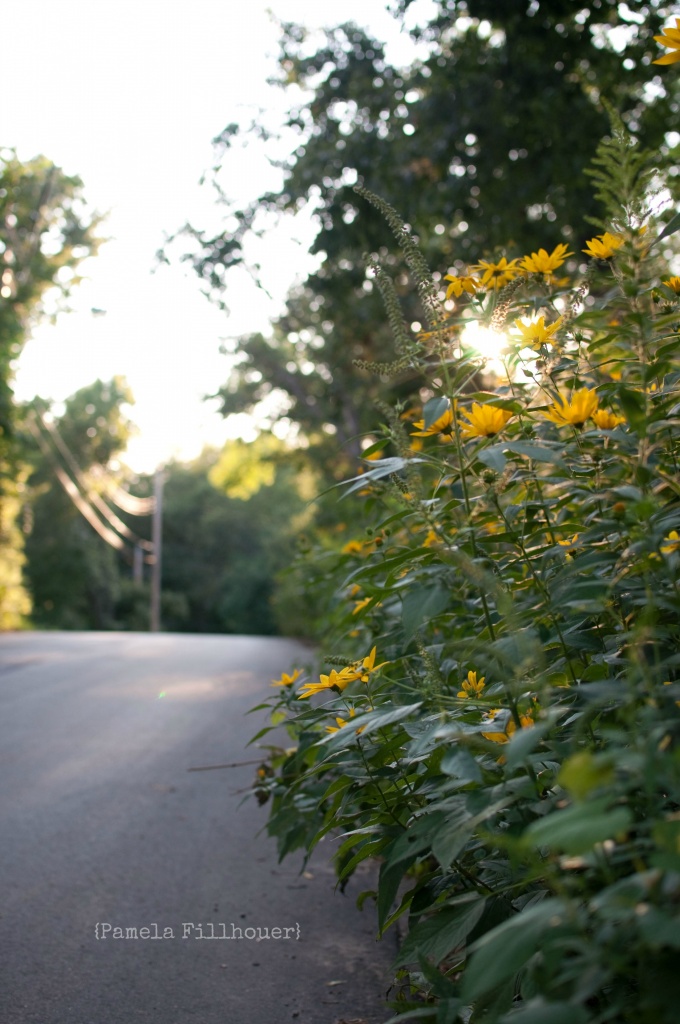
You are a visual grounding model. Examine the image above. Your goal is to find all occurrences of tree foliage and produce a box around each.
[22,385,315,635]
[0,149,101,447]
[161,439,314,635]
[24,378,135,630]
[172,1,679,472]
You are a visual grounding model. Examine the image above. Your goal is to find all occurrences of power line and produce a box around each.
[26,417,129,554]
[38,413,154,551]
[88,464,156,516]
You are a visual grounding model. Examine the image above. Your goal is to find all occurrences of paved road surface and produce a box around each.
[0,632,397,1023]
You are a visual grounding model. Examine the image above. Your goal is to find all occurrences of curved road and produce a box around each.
[0,632,396,1023]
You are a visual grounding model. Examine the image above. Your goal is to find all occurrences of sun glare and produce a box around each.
[459,322,509,375]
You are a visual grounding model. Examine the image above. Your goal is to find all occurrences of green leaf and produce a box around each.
[356,889,377,912]
[320,702,423,751]
[476,443,507,473]
[440,747,482,784]
[615,385,647,435]
[503,441,566,467]
[462,899,567,1001]
[468,392,523,413]
[653,210,680,246]
[341,456,424,496]
[558,751,614,800]
[395,895,486,966]
[523,797,632,855]
[504,716,552,768]
[361,438,391,458]
[424,396,451,429]
[431,806,474,868]
[402,584,450,640]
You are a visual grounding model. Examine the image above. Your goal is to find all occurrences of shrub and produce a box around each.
[252,117,680,1023]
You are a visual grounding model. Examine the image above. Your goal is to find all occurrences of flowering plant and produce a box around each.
[252,117,680,1023]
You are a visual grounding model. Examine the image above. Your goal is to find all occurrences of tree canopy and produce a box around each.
[171,1,679,471]
[0,149,101,448]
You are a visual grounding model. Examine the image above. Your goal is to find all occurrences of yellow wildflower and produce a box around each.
[662,276,680,293]
[544,388,599,427]
[422,528,440,548]
[591,409,626,430]
[457,670,486,699]
[513,315,563,350]
[353,596,381,615]
[520,243,573,277]
[444,272,479,299]
[653,18,680,65]
[357,646,388,682]
[661,530,680,555]
[473,256,521,289]
[297,666,361,700]
[342,540,364,555]
[458,403,513,438]
[482,707,534,744]
[271,668,302,688]
[582,232,624,260]
[411,404,455,438]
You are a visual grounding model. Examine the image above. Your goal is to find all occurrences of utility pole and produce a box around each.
[150,468,164,632]
[133,544,144,585]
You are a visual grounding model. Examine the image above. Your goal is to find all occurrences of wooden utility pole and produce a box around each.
[150,468,164,632]
[133,544,144,585]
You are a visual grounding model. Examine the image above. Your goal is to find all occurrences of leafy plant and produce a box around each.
[251,114,680,1023]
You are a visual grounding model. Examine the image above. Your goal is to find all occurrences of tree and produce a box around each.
[24,378,136,630]
[0,150,101,446]
[171,2,679,470]
[0,149,101,627]
[160,437,314,635]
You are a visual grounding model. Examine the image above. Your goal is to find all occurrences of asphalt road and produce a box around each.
[0,632,397,1024]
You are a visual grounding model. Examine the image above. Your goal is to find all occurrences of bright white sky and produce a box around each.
[4,0,435,471]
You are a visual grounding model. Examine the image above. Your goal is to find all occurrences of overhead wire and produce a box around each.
[26,417,129,555]
[37,413,154,551]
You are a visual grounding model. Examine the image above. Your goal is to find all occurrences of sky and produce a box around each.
[4,0,435,471]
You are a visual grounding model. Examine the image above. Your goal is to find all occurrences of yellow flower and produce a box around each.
[342,540,364,555]
[271,668,302,688]
[582,232,624,260]
[481,707,534,744]
[422,528,440,548]
[653,18,680,64]
[473,256,521,289]
[444,272,479,299]
[661,530,680,555]
[297,666,361,700]
[411,404,455,438]
[591,409,626,430]
[520,243,573,276]
[557,534,580,548]
[357,645,388,683]
[458,403,513,438]
[513,315,563,350]
[544,388,598,427]
[457,670,486,699]
[352,597,373,615]
[662,276,680,293]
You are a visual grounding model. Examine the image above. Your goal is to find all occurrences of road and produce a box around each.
[0,632,396,1024]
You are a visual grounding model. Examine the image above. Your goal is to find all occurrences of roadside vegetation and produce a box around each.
[254,109,680,1023]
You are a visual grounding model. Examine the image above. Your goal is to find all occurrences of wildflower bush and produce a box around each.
[252,116,680,1024]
